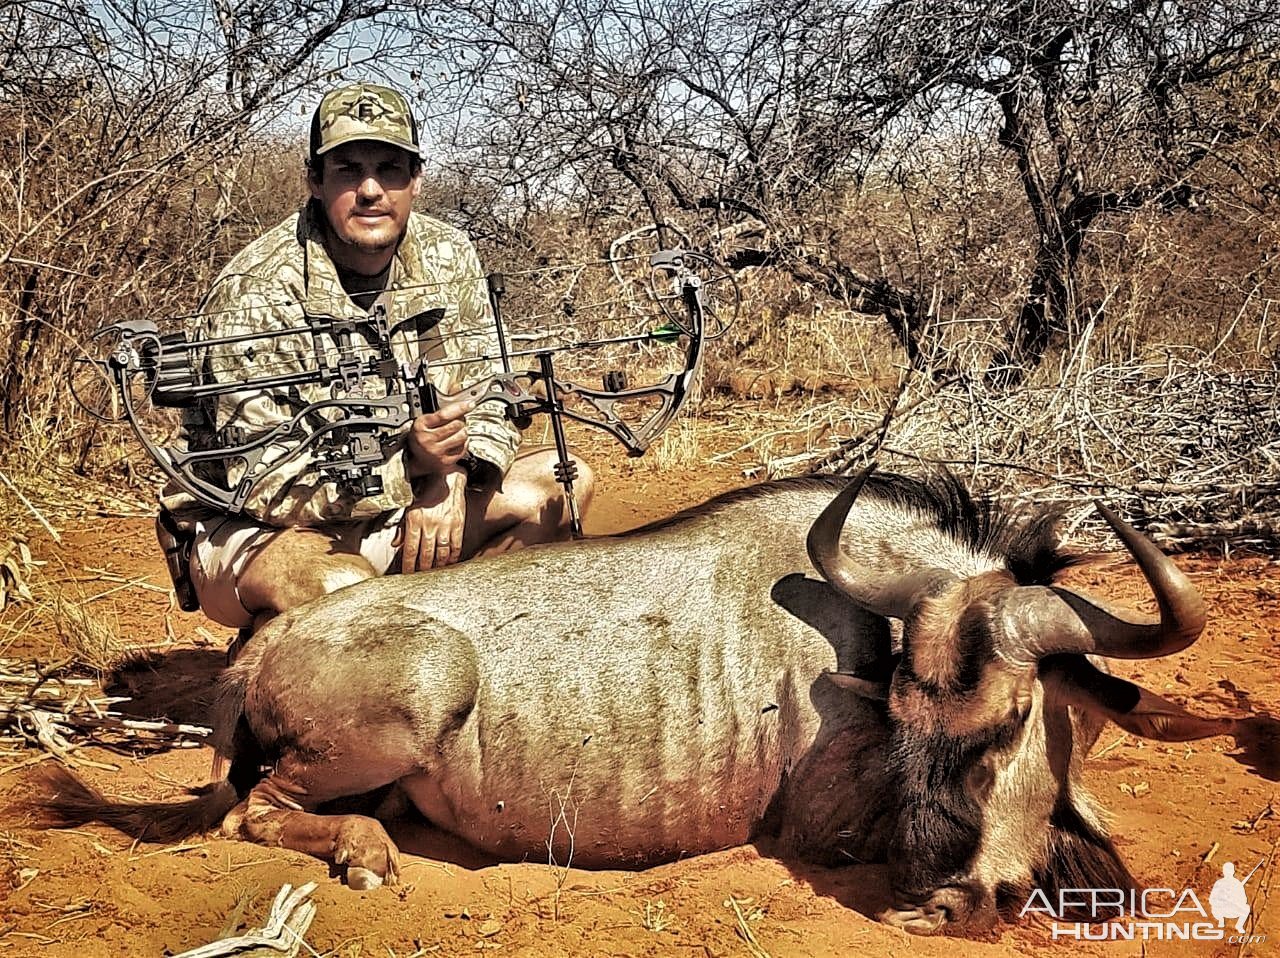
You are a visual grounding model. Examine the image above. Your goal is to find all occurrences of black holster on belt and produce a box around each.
[156,508,200,612]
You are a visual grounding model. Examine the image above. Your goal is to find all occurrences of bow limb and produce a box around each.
[554,369,694,455]
[551,276,706,455]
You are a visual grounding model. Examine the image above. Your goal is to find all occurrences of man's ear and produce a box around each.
[306,160,323,200]
[411,169,423,199]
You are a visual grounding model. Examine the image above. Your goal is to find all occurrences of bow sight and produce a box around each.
[76,249,736,537]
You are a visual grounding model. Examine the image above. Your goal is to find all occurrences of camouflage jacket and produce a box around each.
[161,205,521,528]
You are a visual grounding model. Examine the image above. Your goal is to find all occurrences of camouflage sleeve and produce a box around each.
[199,275,413,526]
[446,235,521,481]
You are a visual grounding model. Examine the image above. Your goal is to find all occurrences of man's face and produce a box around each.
[309,141,420,263]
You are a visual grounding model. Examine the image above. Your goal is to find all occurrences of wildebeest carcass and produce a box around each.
[34,467,1267,934]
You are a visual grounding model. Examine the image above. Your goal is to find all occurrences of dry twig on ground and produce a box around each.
[171,882,319,958]
[0,657,209,771]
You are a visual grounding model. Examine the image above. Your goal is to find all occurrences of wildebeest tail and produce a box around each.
[32,764,240,842]
[207,651,266,794]
[32,649,267,843]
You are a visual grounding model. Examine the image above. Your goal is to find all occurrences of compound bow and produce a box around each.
[76,249,736,538]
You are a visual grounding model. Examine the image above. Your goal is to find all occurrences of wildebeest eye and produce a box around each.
[966,759,995,801]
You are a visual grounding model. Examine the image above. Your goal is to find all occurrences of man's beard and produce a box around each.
[334,222,403,257]
[317,202,405,265]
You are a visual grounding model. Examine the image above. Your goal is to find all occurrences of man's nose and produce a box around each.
[356,175,383,201]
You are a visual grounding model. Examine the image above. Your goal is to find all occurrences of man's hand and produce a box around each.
[396,469,467,572]
[406,400,475,477]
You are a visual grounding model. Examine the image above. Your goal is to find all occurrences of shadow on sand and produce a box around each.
[108,645,227,729]
[1230,713,1280,781]
[771,854,894,925]
[372,817,897,921]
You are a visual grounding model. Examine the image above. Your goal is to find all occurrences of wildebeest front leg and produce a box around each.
[226,757,403,890]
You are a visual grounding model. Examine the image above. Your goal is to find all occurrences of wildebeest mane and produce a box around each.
[872,470,1082,586]
[625,470,1080,585]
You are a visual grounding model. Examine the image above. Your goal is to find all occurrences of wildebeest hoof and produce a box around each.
[333,817,400,889]
[346,866,384,890]
[220,802,248,839]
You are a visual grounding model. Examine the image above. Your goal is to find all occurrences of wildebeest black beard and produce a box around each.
[886,719,1022,902]
[995,800,1137,922]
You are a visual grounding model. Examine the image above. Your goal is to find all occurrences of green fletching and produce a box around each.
[650,322,683,343]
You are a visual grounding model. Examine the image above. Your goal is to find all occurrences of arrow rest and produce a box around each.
[147,329,203,407]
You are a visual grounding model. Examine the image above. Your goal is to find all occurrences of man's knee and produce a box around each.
[304,555,378,597]
[239,539,377,617]
[515,450,595,521]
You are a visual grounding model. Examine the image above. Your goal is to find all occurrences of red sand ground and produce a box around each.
[0,450,1276,958]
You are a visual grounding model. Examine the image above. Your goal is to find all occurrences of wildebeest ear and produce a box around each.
[823,670,890,702]
[1041,654,1234,741]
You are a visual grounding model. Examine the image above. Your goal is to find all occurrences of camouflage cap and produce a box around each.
[309,83,420,159]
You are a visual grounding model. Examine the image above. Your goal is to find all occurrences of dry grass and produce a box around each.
[638,897,675,933]
[46,591,129,677]
[0,830,39,895]
[544,768,579,923]
[0,538,138,678]
[645,418,705,471]
[1237,835,1278,958]
[0,537,36,613]
[655,287,1280,553]
[724,895,771,958]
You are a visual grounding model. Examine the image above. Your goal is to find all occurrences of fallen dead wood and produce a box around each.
[1146,518,1280,551]
[0,657,210,770]
[172,882,318,958]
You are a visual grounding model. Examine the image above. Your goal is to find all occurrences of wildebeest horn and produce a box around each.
[1002,501,1206,662]
[806,464,955,619]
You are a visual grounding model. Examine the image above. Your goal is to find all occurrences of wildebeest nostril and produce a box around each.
[917,884,981,923]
